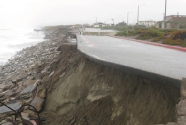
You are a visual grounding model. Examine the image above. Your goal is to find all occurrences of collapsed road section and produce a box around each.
[0,26,184,125]
[43,27,181,125]
[76,35,186,88]
[44,41,180,125]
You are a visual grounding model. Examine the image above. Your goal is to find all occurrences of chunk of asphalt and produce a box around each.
[0,102,22,114]
[21,84,37,94]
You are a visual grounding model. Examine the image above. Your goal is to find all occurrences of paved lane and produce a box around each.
[77,35,186,87]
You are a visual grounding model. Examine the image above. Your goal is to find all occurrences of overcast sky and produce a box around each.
[0,0,185,28]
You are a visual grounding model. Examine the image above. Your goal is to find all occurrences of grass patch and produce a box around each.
[162,39,182,45]
[116,27,186,47]
[119,28,167,40]
[162,30,186,47]
[181,40,186,47]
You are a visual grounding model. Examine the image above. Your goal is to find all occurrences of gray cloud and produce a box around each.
[0,0,185,28]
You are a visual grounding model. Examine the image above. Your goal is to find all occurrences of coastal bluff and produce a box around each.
[0,26,183,125]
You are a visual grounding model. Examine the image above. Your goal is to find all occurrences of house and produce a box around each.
[156,15,186,29]
[155,21,164,29]
[93,22,106,28]
[138,20,156,27]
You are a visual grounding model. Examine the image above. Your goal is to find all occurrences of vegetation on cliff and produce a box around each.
[162,30,186,46]
[116,28,186,47]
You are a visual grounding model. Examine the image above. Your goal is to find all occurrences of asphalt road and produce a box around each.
[77,35,186,87]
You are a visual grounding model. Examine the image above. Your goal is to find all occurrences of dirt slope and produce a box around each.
[42,43,180,125]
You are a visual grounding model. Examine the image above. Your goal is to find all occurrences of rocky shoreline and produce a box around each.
[0,26,71,124]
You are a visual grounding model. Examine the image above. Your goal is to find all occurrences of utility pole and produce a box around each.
[137,6,139,25]
[164,0,167,29]
[127,11,132,35]
[118,15,121,24]
[137,4,145,25]
[127,11,132,25]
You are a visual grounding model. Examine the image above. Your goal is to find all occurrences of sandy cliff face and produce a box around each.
[0,25,179,124]
[43,43,180,125]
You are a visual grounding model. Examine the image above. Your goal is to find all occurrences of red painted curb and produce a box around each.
[110,36,186,53]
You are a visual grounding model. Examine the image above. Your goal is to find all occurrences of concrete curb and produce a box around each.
[111,36,186,53]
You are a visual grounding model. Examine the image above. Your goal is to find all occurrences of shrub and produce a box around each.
[170,30,186,40]
[181,40,186,47]
[162,39,182,45]
[116,30,127,36]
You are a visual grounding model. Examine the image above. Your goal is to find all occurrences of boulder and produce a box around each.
[30,96,44,112]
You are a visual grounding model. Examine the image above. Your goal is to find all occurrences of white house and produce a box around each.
[138,20,156,27]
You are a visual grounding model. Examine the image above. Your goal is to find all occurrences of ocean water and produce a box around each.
[0,28,45,65]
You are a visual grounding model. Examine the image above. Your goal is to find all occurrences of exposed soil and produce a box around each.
[0,25,181,125]
[40,42,180,125]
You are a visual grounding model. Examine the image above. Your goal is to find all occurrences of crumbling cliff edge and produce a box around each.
[43,26,181,125]
[0,26,184,125]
